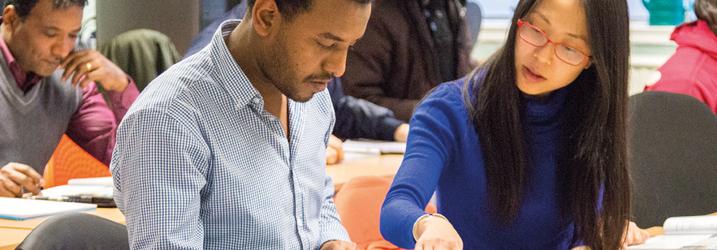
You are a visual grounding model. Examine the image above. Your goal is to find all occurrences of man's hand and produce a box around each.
[393,124,409,142]
[326,135,344,165]
[60,49,129,92]
[622,220,650,248]
[0,162,43,197]
[320,240,356,250]
[415,216,463,250]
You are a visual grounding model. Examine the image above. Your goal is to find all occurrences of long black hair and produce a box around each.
[464,0,631,249]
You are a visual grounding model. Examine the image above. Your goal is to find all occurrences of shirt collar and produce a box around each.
[209,19,263,110]
[0,36,42,92]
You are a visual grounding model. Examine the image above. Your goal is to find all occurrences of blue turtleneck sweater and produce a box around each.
[380,76,576,249]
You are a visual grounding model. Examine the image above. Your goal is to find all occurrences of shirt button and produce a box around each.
[252,97,260,104]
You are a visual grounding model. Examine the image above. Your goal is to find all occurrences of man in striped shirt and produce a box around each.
[111,0,372,249]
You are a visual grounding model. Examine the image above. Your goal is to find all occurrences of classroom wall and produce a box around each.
[472,0,651,20]
[96,0,202,54]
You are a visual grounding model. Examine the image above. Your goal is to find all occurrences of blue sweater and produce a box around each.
[380,76,576,249]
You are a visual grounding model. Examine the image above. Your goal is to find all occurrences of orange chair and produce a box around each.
[333,176,436,250]
[43,135,111,188]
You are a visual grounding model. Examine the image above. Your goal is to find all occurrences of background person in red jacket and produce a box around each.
[645,0,717,114]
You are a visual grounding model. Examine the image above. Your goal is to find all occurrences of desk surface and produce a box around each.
[0,208,124,249]
[1,154,713,248]
[0,208,125,230]
[0,228,32,250]
[0,154,404,248]
[327,154,403,190]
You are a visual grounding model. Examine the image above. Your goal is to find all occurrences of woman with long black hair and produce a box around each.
[380,0,641,249]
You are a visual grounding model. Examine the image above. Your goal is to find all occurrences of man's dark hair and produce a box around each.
[247,0,370,20]
[4,0,87,19]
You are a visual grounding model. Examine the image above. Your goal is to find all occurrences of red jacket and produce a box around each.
[645,20,717,114]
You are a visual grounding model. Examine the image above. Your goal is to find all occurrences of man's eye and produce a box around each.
[318,41,337,49]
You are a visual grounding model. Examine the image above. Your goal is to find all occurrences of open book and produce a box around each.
[32,177,115,207]
[629,215,717,249]
[0,197,96,220]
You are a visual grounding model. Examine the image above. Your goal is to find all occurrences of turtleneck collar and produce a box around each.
[521,85,569,125]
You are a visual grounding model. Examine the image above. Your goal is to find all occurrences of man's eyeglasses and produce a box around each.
[516,19,590,66]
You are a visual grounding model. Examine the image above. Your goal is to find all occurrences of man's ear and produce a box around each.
[2,5,19,33]
[251,0,281,38]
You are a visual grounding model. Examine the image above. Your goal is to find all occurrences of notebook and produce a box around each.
[0,197,96,220]
[629,215,717,249]
[34,177,115,207]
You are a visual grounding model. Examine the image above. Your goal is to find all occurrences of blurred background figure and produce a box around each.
[100,29,180,91]
[340,0,478,121]
[644,0,717,114]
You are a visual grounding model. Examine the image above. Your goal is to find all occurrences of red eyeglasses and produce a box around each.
[516,19,591,66]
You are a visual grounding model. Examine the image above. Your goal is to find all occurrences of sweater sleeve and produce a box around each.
[66,80,139,165]
[333,95,403,141]
[330,78,403,141]
[379,83,461,248]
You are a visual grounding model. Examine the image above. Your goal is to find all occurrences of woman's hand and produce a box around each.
[622,220,650,248]
[414,215,463,250]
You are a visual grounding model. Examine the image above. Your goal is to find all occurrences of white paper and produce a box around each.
[628,234,716,249]
[67,176,113,186]
[0,197,96,220]
[629,215,717,249]
[664,216,717,235]
[41,184,113,199]
[343,139,406,154]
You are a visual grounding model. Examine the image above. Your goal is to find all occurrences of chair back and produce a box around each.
[334,176,436,250]
[629,91,717,227]
[16,213,129,250]
[44,135,110,188]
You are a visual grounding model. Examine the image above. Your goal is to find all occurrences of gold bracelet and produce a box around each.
[412,213,449,242]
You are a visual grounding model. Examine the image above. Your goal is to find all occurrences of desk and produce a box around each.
[0,207,124,230]
[0,154,403,248]
[0,208,125,249]
[327,154,403,190]
[0,228,32,250]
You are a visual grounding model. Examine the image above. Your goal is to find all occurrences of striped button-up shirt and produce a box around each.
[111,20,349,249]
